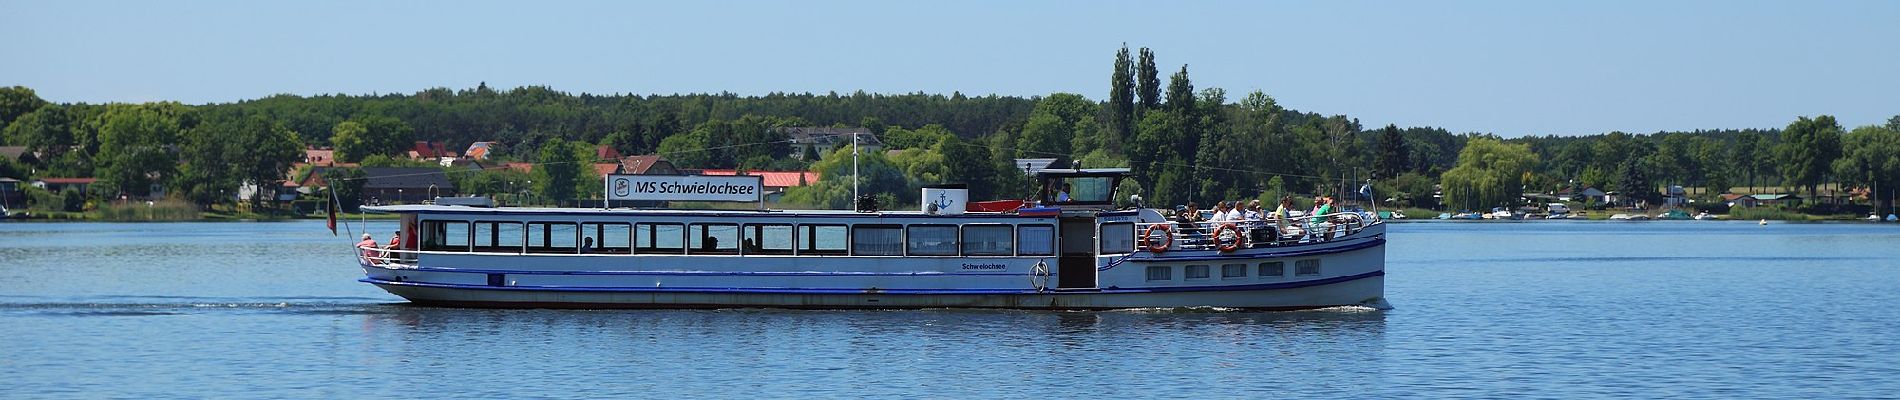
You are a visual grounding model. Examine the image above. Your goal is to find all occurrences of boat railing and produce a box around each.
[355,245,417,267]
[1134,211,1376,251]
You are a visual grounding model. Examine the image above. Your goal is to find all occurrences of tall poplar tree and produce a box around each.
[1135,48,1160,116]
[1107,44,1135,150]
[1376,124,1409,179]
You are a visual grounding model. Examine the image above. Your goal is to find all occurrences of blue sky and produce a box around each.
[3,0,1896,136]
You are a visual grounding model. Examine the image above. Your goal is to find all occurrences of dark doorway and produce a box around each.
[1057,217,1097,289]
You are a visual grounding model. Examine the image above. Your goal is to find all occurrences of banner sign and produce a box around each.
[606,174,764,202]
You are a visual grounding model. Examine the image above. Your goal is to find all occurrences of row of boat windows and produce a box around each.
[418,220,1067,257]
[1145,260,1321,281]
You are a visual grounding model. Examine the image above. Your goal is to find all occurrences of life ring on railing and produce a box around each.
[1212,223,1241,252]
[1141,224,1173,253]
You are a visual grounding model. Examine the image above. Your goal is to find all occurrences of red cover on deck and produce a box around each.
[967,200,1025,213]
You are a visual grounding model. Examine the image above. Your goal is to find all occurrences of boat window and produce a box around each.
[420,220,470,252]
[798,224,848,256]
[1017,224,1055,256]
[1222,263,1247,279]
[852,224,903,256]
[1047,176,1114,204]
[581,222,632,255]
[688,223,739,255]
[636,223,684,254]
[1098,222,1135,254]
[960,225,1014,256]
[1145,266,1171,281]
[1295,259,1321,276]
[743,224,794,256]
[526,222,579,254]
[906,225,959,256]
[473,221,523,253]
[1259,262,1285,278]
[1185,265,1210,280]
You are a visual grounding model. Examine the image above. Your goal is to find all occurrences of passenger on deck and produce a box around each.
[357,233,382,263]
[1223,201,1243,221]
[1274,196,1296,237]
[1056,183,1073,203]
[1175,203,1203,235]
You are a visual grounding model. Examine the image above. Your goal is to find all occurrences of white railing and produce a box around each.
[1134,212,1376,251]
[356,245,418,266]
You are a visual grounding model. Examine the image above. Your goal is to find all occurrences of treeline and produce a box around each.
[3,44,1897,215]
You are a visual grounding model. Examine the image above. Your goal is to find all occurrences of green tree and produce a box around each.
[1135,48,1160,116]
[1016,93,1096,158]
[1731,131,1765,193]
[2,105,74,162]
[1375,124,1409,179]
[1106,44,1136,151]
[1776,115,1843,198]
[1618,158,1656,206]
[95,103,190,198]
[330,116,414,163]
[0,86,49,128]
[1833,125,1900,214]
[534,137,586,204]
[1439,138,1537,211]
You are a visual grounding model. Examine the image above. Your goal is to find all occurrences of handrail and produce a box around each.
[1136,211,1377,251]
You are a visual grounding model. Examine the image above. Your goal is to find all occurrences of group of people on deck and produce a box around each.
[1168,195,1344,243]
[356,231,401,263]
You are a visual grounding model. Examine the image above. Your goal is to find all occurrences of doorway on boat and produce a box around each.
[1057,216,1097,289]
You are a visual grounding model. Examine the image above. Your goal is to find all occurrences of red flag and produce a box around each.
[326,187,339,236]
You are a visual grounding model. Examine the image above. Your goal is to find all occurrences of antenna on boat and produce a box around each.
[852,130,860,208]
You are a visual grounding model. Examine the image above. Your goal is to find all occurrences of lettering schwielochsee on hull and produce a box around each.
[356,169,1387,310]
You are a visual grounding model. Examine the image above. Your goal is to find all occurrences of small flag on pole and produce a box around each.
[326,186,339,236]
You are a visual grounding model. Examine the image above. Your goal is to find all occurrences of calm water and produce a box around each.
[2,220,1897,398]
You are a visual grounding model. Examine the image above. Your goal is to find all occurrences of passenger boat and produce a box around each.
[354,169,1387,310]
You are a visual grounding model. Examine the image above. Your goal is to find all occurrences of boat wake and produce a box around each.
[0,297,395,317]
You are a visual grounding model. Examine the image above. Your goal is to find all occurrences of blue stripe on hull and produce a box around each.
[362,269,1384,296]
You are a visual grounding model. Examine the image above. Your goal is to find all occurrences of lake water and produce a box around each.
[2,220,1897,398]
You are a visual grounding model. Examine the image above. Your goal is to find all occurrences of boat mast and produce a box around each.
[852,130,860,206]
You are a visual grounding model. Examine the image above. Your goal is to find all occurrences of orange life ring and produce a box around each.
[1212,223,1241,252]
[1142,224,1173,253]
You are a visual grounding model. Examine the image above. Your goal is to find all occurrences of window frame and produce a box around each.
[742,223,796,256]
[1017,224,1056,257]
[1221,263,1247,279]
[1145,265,1171,281]
[959,224,1016,256]
[905,224,960,257]
[797,224,848,256]
[420,219,471,252]
[687,223,740,255]
[525,221,580,254]
[635,222,686,255]
[1295,259,1321,276]
[471,221,524,254]
[851,224,905,256]
[1098,222,1136,255]
[580,222,633,255]
[1259,261,1286,279]
[1185,264,1211,280]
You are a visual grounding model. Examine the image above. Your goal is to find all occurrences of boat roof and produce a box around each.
[361,204,1136,219]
